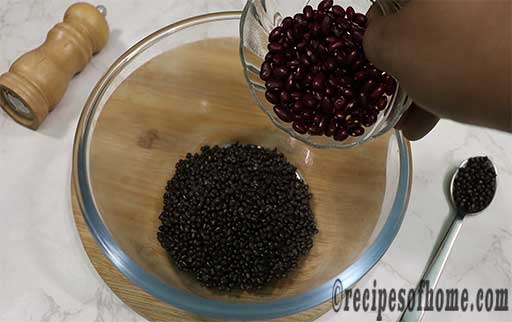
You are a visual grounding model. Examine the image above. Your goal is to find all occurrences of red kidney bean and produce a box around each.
[280,91,291,103]
[260,62,272,81]
[368,67,381,77]
[334,97,347,111]
[312,72,326,90]
[317,115,329,129]
[265,91,280,104]
[302,108,314,119]
[315,10,326,21]
[310,22,320,36]
[346,49,358,66]
[303,5,314,20]
[328,39,345,51]
[321,16,331,35]
[308,125,323,135]
[293,113,305,122]
[313,114,323,124]
[354,70,368,82]
[370,85,386,101]
[334,128,349,141]
[268,43,283,52]
[325,119,338,136]
[336,17,350,31]
[349,126,365,136]
[311,64,322,74]
[318,0,333,12]
[293,100,305,112]
[384,77,397,95]
[305,74,313,84]
[325,36,337,43]
[271,53,284,66]
[346,6,355,20]
[296,42,307,51]
[338,75,352,86]
[342,35,355,49]
[358,92,369,108]
[340,87,355,98]
[282,16,293,27]
[325,85,335,96]
[269,27,282,42]
[274,105,293,123]
[302,93,316,108]
[273,67,288,79]
[294,66,306,80]
[345,100,356,111]
[352,59,363,71]
[264,52,273,61]
[266,80,283,91]
[318,43,328,54]
[362,113,377,127]
[334,50,346,62]
[290,92,302,101]
[287,59,300,68]
[294,13,306,23]
[300,55,311,66]
[328,77,341,87]
[376,96,388,110]
[313,91,323,101]
[285,72,295,87]
[334,110,345,120]
[361,78,377,94]
[353,13,367,27]
[320,97,334,114]
[332,5,345,17]
[325,58,337,70]
[286,29,295,42]
[293,121,308,134]
[351,29,364,43]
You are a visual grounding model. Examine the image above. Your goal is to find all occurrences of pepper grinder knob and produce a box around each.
[0,2,109,130]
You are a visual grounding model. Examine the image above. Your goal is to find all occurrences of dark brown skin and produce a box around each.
[363,0,511,140]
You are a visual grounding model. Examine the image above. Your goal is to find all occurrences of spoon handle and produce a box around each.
[400,214,464,322]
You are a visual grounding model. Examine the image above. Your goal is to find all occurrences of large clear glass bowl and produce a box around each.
[73,12,412,320]
[240,0,411,149]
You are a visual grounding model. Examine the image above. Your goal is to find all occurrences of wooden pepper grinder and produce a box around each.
[0,2,109,130]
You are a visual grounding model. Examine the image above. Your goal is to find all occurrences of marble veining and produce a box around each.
[0,1,510,321]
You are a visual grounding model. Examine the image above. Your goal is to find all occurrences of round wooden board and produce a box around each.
[71,188,332,322]
[70,35,398,322]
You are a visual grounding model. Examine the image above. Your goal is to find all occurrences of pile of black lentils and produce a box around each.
[157,144,318,291]
[453,156,497,214]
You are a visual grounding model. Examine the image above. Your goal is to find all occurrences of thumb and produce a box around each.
[362,10,404,78]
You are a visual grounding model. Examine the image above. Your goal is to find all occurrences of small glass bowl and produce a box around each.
[240,0,411,149]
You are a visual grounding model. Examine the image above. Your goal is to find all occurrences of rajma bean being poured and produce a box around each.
[260,0,397,141]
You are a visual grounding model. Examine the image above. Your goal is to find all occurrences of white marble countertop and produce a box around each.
[0,1,510,321]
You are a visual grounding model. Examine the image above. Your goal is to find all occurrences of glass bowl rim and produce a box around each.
[72,11,412,320]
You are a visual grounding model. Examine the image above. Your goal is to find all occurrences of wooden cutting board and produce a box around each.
[71,37,394,322]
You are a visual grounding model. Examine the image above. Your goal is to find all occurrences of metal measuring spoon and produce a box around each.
[400,157,498,321]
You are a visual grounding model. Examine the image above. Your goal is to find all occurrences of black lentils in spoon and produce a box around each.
[157,144,318,292]
[452,156,497,214]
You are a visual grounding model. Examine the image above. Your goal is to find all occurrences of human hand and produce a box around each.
[363,0,511,140]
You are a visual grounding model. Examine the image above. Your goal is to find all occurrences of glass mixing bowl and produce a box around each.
[73,12,412,320]
[240,0,411,149]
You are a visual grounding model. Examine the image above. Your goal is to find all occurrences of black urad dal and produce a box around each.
[157,144,318,291]
[453,156,497,214]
